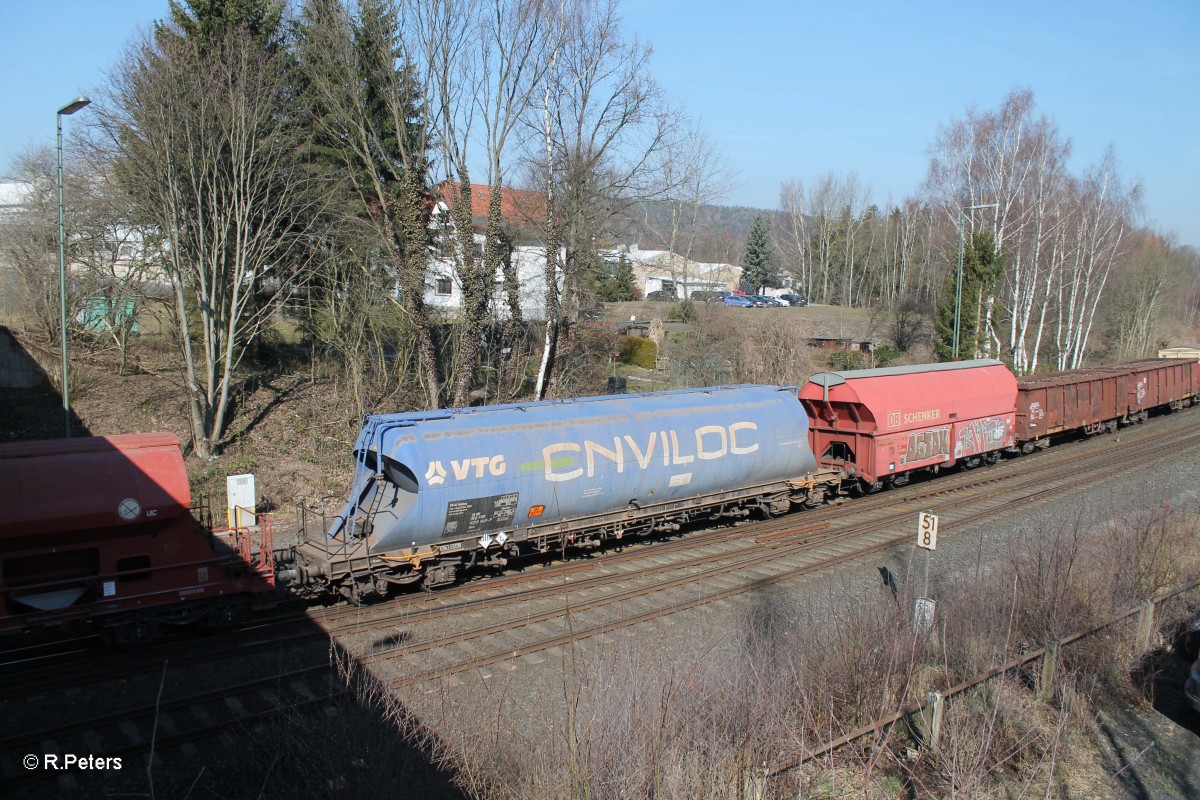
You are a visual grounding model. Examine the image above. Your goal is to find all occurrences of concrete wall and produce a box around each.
[0,326,48,389]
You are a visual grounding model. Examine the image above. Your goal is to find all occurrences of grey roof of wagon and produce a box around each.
[806,359,1004,388]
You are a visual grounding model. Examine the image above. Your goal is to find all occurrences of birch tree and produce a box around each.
[835,174,870,306]
[1053,150,1140,368]
[922,90,1142,373]
[809,175,844,304]
[777,179,811,300]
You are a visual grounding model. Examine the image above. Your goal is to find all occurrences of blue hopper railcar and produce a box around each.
[277,386,843,598]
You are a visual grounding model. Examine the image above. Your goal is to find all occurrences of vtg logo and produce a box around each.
[425,461,447,485]
[425,456,507,486]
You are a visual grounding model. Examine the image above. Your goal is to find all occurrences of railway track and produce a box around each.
[4,406,1179,696]
[2,410,1196,790]
[0,665,349,790]
[364,418,1200,686]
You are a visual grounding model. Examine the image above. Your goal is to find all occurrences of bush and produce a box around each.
[828,350,868,371]
[666,299,697,323]
[872,344,902,367]
[618,336,657,369]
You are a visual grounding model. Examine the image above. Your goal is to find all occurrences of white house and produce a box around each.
[424,184,560,321]
[0,180,26,221]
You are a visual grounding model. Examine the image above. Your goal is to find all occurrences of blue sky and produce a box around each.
[3,1,1197,246]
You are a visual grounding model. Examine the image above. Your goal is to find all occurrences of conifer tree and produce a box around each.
[740,213,776,293]
[934,231,1004,360]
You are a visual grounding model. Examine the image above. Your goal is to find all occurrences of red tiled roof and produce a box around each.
[439,183,546,229]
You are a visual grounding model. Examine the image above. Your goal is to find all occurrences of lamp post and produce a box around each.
[57,95,90,438]
[952,202,999,360]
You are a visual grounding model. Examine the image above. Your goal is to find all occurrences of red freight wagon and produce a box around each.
[0,433,275,639]
[799,360,1018,489]
[0,432,191,538]
[1015,368,1123,445]
[1117,359,1197,420]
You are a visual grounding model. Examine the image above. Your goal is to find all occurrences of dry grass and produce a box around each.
[341,492,1200,800]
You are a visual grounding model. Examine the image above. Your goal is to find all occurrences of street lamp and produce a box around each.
[57,95,90,438]
[952,202,999,360]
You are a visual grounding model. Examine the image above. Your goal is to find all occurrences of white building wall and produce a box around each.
[424,241,558,321]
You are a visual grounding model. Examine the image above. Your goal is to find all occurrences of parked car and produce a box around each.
[778,293,808,307]
[722,294,754,308]
[690,290,726,303]
[755,295,785,307]
[645,290,675,302]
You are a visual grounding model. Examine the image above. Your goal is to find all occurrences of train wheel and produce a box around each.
[105,619,162,645]
[338,582,366,606]
[765,495,792,516]
[205,602,249,628]
[420,563,460,591]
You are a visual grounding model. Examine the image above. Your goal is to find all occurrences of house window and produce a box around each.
[472,242,484,260]
[435,278,453,296]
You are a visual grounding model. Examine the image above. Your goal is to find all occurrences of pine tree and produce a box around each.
[934,231,1004,360]
[740,213,776,293]
[166,0,286,51]
[593,255,635,302]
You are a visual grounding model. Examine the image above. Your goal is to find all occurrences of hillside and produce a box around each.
[609,199,778,264]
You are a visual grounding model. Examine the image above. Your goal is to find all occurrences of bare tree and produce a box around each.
[643,116,737,292]
[1,145,158,379]
[777,178,811,299]
[835,173,871,306]
[72,145,162,376]
[923,90,1143,371]
[0,148,76,351]
[805,173,848,304]
[103,26,323,458]
[1107,233,1179,360]
[453,0,553,407]
[532,0,673,398]
[1053,150,1140,368]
